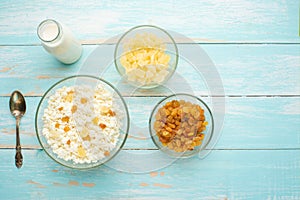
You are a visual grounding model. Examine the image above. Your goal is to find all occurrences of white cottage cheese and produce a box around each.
[42,84,120,164]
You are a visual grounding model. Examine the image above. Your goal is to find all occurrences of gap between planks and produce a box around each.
[0,146,299,151]
[0,95,300,98]
[0,42,300,47]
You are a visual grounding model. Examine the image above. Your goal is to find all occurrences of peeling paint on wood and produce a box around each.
[0,67,11,73]
[68,180,79,186]
[153,183,172,188]
[27,180,46,188]
[36,75,51,79]
[139,182,149,187]
[82,182,96,188]
[150,172,158,177]
[53,182,66,187]
[127,135,148,140]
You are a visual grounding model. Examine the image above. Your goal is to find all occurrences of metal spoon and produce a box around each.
[9,90,26,168]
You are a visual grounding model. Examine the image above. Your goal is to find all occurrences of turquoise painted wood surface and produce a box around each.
[0,0,299,199]
[0,0,299,44]
[0,150,299,199]
[0,97,300,149]
[0,44,299,96]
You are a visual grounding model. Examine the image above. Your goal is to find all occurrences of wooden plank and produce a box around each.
[1,97,299,149]
[0,149,299,199]
[0,0,299,44]
[0,44,299,96]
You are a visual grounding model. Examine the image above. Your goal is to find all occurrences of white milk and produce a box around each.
[37,19,82,64]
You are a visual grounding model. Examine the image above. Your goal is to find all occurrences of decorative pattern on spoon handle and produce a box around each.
[15,118,23,168]
[15,146,23,168]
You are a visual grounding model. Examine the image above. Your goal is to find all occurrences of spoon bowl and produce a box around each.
[9,91,26,117]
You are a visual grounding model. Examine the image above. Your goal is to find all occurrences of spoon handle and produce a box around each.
[15,118,23,168]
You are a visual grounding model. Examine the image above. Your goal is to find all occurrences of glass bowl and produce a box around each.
[114,25,178,89]
[35,75,129,169]
[149,93,214,157]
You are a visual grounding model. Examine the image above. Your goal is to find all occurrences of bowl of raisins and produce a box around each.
[149,93,214,157]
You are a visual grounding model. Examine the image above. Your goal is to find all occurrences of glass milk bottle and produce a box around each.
[37,19,82,64]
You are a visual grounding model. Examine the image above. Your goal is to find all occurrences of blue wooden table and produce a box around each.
[0,1,299,199]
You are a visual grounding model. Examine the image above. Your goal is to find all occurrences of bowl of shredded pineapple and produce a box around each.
[114,25,178,89]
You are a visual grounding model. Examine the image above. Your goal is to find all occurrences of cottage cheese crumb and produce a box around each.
[42,84,120,164]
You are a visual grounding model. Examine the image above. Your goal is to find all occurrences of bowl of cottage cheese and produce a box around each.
[35,75,129,169]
